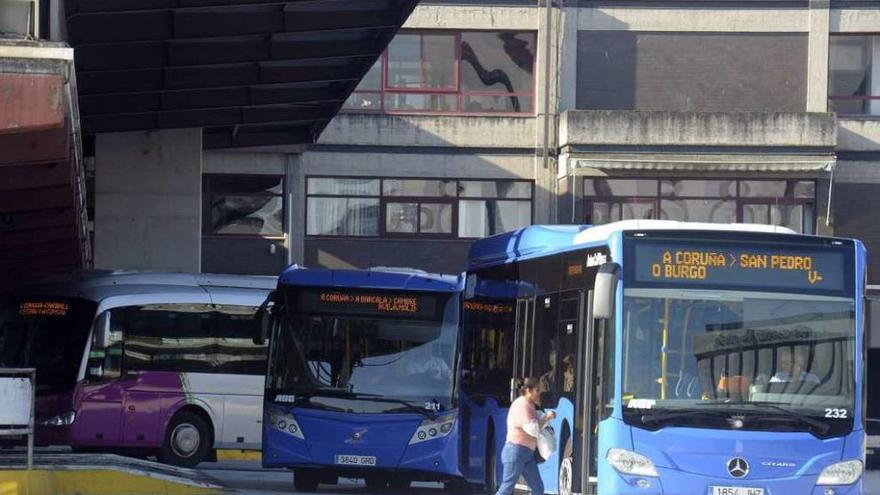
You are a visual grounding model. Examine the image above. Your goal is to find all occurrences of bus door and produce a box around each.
[512,297,535,399]
[573,290,601,495]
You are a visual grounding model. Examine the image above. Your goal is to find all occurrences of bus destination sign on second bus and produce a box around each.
[632,241,848,293]
[320,292,418,313]
[298,289,438,318]
[19,301,70,317]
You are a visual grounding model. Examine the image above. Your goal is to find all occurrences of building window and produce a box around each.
[306,177,533,239]
[584,178,816,234]
[203,175,285,237]
[343,30,536,115]
[829,35,880,116]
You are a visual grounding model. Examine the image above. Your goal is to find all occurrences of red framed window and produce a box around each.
[829,34,880,116]
[343,30,537,115]
[584,178,816,234]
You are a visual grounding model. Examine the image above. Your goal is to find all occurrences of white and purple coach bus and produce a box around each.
[0,271,274,467]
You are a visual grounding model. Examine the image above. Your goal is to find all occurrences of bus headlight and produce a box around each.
[606,448,658,477]
[40,411,76,426]
[266,407,304,440]
[409,417,455,445]
[817,460,863,485]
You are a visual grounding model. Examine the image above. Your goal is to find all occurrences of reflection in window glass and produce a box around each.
[209,176,283,195]
[307,197,379,236]
[210,195,283,236]
[420,203,453,234]
[741,181,787,198]
[386,202,418,233]
[622,202,655,220]
[743,204,770,224]
[661,180,736,198]
[118,304,267,375]
[461,32,535,94]
[585,179,657,197]
[387,34,455,89]
[307,178,380,196]
[771,204,804,232]
[386,93,457,112]
[383,179,456,197]
[462,95,533,113]
[829,35,878,115]
[795,181,816,199]
[459,200,531,238]
[459,180,532,199]
[660,199,736,223]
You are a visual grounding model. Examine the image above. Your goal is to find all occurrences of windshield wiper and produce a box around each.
[346,392,438,420]
[281,389,438,419]
[639,408,731,425]
[733,402,831,435]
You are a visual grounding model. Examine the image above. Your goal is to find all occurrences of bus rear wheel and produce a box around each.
[294,468,320,492]
[558,439,574,495]
[159,410,211,468]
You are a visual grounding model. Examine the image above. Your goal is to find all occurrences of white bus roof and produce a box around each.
[573,220,798,245]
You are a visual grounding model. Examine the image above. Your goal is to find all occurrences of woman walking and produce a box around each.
[495,377,556,495]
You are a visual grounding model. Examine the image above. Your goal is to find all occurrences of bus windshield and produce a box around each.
[267,290,458,413]
[621,288,855,437]
[0,297,97,395]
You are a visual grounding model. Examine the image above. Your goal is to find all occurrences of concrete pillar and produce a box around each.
[807,0,831,112]
[94,128,202,272]
[534,0,559,225]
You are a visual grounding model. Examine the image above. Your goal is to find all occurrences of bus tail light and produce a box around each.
[409,417,455,445]
[41,411,75,426]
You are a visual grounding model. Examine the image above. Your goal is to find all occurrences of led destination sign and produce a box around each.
[297,289,439,318]
[18,301,70,317]
[631,240,849,293]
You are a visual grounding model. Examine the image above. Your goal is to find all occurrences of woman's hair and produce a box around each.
[516,377,541,395]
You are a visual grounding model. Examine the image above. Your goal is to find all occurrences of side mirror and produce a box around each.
[253,291,275,346]
[94,311,111,349]
[593,262,620,320]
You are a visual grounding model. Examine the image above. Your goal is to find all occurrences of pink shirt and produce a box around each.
[506,396,538,449]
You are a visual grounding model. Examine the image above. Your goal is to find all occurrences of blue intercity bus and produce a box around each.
[461,220,866,495]
[257,267,465,492]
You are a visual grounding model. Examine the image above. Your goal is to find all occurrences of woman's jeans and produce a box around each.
[495,442,544,495]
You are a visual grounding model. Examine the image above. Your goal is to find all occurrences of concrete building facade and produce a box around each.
[85,0,880,283]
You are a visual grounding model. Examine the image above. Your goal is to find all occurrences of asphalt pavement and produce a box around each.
[196,461,880,495]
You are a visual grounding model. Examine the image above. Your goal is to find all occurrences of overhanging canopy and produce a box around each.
[570,154,835,174]
[65,0,419,148]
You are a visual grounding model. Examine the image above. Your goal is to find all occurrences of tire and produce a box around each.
[444,480,473,494]
[364,474,388,492]
[388,477,411,491]
[294,468,320,492]
[158,410,211,468]
[484,437,498,495]
[558,439,574,495]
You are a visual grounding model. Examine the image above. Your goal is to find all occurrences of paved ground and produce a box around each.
[196,461,880,495]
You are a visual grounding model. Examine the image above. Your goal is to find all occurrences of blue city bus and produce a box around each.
[257,267,465,492]
[461,220,866,495]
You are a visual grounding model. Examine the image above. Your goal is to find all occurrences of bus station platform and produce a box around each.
[0,451,222,495]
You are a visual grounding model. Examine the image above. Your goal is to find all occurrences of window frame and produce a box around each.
[305,175,534,240]
[345,29,537,116]
[583,178,817,233]
[828,32,880,117]
[202,174,287,239]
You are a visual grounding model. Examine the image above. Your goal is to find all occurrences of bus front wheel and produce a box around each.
[294,468,320,492]
[159,410,211,468]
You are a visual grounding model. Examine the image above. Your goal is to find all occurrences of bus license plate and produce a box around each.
[710,487,764,495]
[335,455,376,466]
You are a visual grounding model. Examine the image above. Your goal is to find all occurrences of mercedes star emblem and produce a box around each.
[727,457,750,478]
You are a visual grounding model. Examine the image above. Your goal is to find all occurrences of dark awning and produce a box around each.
[65,0,419,148]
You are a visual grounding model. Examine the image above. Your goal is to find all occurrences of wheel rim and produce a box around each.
[559,457,573,495]
[170,423,201,458]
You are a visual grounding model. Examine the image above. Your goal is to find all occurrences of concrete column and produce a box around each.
[807,0,831,112]
[94,128,202,272]
[534,0,559,225]
[870,38,880,115]
[287,153,305,267]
